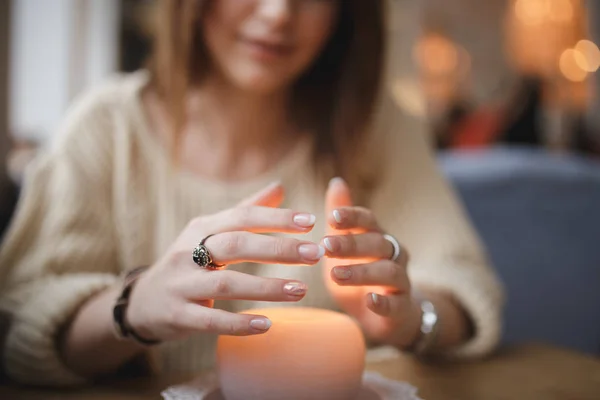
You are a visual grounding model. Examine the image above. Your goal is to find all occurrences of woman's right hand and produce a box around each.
[126,182,324,342]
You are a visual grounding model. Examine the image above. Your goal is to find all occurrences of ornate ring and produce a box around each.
[192,234,224,270]
[383,234,402,262]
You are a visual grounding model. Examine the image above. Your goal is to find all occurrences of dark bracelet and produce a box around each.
[113,266,161,346]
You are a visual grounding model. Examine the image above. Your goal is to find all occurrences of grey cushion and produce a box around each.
[439,147,600,355]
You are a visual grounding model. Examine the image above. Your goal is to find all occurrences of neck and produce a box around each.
[187,74,293,154]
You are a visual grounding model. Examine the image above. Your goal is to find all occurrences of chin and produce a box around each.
[228,66,295,95]
[237,78,285,94]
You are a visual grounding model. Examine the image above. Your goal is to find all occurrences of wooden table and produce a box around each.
[1,344,599,399]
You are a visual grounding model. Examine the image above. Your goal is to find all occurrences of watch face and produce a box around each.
[414,300,439,355]
[422,311,438,334]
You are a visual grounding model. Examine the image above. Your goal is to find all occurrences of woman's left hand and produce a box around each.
[322,178,422,348]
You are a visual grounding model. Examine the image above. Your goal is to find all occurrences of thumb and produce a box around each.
[236,181,285,208]
[325,177,353,212]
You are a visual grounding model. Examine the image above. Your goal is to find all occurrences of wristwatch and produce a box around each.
[113,266,161,346]
[409,297,441,356]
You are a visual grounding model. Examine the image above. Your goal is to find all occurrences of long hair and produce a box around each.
[148,0,386,185]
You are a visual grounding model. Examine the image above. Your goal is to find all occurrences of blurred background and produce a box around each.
[2,0,600,172]
[0,1,599,354]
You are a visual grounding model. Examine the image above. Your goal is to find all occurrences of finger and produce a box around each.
[206,232,325,265]
[236,181,284,208]
[326,177,365,234]
[180,305,273,336]
[325,177,352,232]
[366,292,414,319]
[201,206,316,234]
[322,233,393,260]
[328,206,381,232]
[330,260,409,291]
[181,270,308,302]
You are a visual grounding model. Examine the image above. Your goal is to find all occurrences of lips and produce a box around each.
[241,37,293,60]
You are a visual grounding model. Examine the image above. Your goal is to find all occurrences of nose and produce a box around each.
[256,0,293,28]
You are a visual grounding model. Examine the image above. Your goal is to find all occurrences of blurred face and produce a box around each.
[202,0,339,94]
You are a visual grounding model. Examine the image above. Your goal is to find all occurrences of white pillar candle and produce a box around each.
[217,307,366,400]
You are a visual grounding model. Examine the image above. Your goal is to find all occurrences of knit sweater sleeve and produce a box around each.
[367,95,504,358]
[0,88,122,385]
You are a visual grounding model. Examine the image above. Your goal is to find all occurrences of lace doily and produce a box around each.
[162,371,422,400]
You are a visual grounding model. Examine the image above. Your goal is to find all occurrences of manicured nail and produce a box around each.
[293,213,316,228]
[329,177,345,188]
[333,267,352,280]
[332,210,342,223]
[323,237,335,252]
[283,281,308,296]
[298,243,326,261]
[371,293,381,305]
[250,318,272,331]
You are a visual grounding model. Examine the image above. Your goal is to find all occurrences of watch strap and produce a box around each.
[113,266,161,346]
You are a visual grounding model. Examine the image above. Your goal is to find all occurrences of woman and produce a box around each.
[0,0,503,386]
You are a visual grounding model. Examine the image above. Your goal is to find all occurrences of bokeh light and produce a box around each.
[546,0,574,23]
[574,39,600,72]
[559,48,589,82]
[414,34,459,77]
[514,0,574,25]
[515,0,548,26]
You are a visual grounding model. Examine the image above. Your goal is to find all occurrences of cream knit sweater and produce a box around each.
[0,72,503,386]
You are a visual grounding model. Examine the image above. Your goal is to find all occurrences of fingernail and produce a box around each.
[333,267,352,280]
[283,281,308,296]
[298,243,326,261]
[323,237,335,252]
[332,210,342,223]
[371,293,381,305]
[293,213,316,228]
[329,177,345,188]
[250,318,272,331]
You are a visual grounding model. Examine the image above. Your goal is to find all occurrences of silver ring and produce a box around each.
[192,234,224,270]
[383,234,402,262]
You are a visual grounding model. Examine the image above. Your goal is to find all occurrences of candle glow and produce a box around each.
[217,307,366,400]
